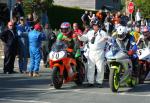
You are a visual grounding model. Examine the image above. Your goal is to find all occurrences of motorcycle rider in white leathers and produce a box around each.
[78,20,110,87]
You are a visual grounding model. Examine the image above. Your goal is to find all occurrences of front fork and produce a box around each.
[110,64,132,85]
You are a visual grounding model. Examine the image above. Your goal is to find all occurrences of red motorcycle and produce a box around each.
[49,41,85,89]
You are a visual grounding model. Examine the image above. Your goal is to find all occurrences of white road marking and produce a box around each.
[72,90,150,97]
[0,88,51,91]
[0,98,51,103]
[1,87,150,97]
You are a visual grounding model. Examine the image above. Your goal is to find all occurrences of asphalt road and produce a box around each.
[0,67,150,103]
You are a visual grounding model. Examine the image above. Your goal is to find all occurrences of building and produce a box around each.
[54,0,122,10]
[0,0,16,8]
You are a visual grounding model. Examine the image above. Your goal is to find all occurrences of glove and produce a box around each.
[128,50,134,56]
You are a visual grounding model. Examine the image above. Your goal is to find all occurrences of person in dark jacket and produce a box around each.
[0,21,18,74]
[81,11,89,27]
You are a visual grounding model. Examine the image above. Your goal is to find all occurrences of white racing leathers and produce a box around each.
[79,29,109,84]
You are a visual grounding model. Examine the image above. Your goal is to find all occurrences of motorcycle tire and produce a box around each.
[74,61,85,86]
[109,68,120,92]
[139,63,146,84]
[52,67,63,89]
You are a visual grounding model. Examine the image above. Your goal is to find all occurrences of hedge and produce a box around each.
[47,5,90,30]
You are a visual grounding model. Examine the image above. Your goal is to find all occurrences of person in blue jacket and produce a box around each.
[17,17,31,73]
[28,23,46,77]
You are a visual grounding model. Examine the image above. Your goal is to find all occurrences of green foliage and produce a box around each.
[47,5,86,29]
[23,0,33,16]
[23,0,53,16]
[134,0,150,18]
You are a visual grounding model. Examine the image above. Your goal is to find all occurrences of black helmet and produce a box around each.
[92,19,102,27]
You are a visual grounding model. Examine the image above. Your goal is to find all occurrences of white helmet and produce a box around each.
[116,26,127,40]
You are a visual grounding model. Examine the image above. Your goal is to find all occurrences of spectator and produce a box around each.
[96,10,103,22]
[26,13,34,30]
[104,18,113,36]
[72,23,83,47]
[89,14,97,27]
[0,21,18,74]
[16,17,30,73]
[28,23,46,77]
[73,23,83,37]
[105,12,111,23]
[47,26,57,52]
[42,24,56,67]
[141,19,146,31]
[81,11,89,27]
[131,24,141,43]
[112,13,120,25]
[117,11,121,18]
[120,12,129,26]
[135,8,142,26]
[88,11,93,21]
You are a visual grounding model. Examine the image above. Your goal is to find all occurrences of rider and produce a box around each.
[57,22,81,58]
[112,25,139,77]
[137,26,150,48]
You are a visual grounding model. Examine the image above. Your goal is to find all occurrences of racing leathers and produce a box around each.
[112,34,138,77]
[57,32,81,58]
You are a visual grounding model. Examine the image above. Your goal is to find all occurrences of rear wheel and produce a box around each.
[104,63,110,79]
[52,67,63,89]
[109,68,120,92]
[139,63,147,84]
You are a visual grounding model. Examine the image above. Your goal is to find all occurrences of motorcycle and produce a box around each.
[49,41,85,89]
[106,44,138,92]
[137,43,150,83]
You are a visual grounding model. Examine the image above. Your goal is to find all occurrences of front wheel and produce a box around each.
[52,67,63,89]
[74,61,85,86]
[109,68,120,92]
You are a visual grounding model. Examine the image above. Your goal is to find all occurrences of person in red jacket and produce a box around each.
[72,23,82,37]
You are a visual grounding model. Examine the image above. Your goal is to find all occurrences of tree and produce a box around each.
[134,0,150,18]
[23,0,54,15]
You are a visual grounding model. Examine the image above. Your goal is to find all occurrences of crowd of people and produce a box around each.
[0,4,150,88]
[0,11,56,77]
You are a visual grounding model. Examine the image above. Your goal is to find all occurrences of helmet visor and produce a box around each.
[61,28,69,33]
[118,33,126,40]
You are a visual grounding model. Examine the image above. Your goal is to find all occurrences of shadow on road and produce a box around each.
[126,83,150,93]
